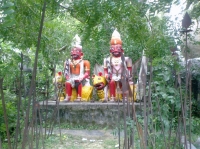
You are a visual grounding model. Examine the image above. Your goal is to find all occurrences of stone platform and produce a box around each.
[38,100,143,127]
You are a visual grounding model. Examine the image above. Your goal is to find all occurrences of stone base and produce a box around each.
[38,100,142,127]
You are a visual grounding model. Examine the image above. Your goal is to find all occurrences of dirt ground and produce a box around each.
[43,129,122,149]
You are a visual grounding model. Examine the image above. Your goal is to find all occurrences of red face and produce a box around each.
[110,44,123,57]
[70,47,83,60]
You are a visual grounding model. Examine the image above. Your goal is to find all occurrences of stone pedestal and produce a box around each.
[39,100,142,128]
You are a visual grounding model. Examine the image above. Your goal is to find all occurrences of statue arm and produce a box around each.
[104,67,108,78]
[126,57,133,80]
[64,60,69,80]
[82,60,90,79]
[103,58,109,80]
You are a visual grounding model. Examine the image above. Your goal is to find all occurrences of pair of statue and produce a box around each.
[54,30,135,102]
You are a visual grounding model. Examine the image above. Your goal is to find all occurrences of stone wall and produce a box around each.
[39,101,142,127]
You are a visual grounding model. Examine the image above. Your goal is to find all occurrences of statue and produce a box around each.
[92,72,108,102]
[64,35,93,102]
[103,30,133,102]
[53,72,65,101]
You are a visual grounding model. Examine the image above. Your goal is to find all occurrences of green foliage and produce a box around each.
[190,117,200,134]
[0,41,21,89]
[0,90,18,139]
[186,0,200,19]
[0,0,15,28]
[42,13,81,65]
[151,56,182,130]
[0,0,188,80]
[192,96,200,118]
[69,0,149,64]
[144,16,176,59]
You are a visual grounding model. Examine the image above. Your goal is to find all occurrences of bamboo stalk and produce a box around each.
[122,97,128,149]
[183,31,189,149]
[14,53,23,149]
[21,1,47,148]
[177,73,183,148]
[117,88,121,149]
[38,105,45,149]
[0,135,2,149]
[0,78,12,149]
[153,84,167,147]
[147,61,155,147]
[189,63,192,149]
[143,84,147,149]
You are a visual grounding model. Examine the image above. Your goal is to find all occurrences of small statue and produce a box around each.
[64,35,93,102]
[92,72,108,102]
[103,29,133,102]
[53,72,65,101]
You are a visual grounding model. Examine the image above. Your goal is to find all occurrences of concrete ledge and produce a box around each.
[39,100,143,127]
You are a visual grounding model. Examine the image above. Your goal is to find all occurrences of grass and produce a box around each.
[14,133,119,149]
[48,134,117,149]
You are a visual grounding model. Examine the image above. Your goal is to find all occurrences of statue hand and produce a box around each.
[66,76,70,80]
[79,77,84,82]
[128,76,132,81]
[105,74,111,82]
[105,74,109,79]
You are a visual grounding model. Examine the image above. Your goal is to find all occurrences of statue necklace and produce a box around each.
[72,59,82,69]
[111,56,122,76]
[112,57,121,66]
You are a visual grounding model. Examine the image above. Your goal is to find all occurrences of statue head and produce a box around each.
[53,72,64,88]
[110,29,123,57]
[70,46,83,60]
[70,34,83,60]
[92,72,107,90]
